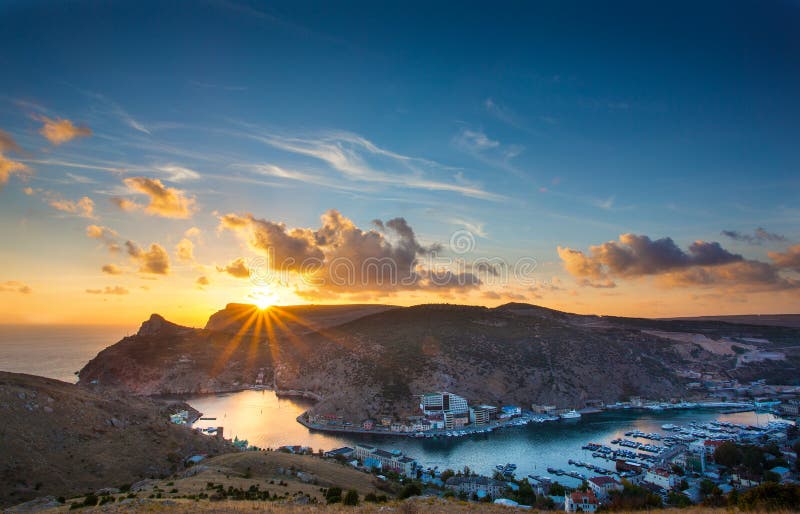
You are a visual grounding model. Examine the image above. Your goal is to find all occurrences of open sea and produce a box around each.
[0,324,134,383]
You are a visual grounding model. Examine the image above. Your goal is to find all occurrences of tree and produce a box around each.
[325,487,342,504]
[738,483,800,511]
[342,489,359,505]
[667,491,693,508]
[399,483,421,499]
[714,441,742,468]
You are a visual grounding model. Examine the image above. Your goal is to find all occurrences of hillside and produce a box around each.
[76,302,799,421]
[0,372,232,508]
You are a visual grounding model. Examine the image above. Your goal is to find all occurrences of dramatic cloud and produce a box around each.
[47,195,95,218]
[114,177,197,218]
[0,129,30,189]
[0,280,32,294]
[560,233,798,292]
[769,244,800,272]
[101,264,123,275]
[175,238,195,262]
[125,240,170,275]
[219,209,481,297]
[216,257,250,279]
[722,228,787,245]
[85,286,129,295]
[35,115,92,145]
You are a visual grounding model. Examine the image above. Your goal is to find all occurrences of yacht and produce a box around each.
[560,409,582,420]
[661,423,677,431]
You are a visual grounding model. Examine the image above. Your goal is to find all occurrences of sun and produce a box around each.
[250,286,278,310]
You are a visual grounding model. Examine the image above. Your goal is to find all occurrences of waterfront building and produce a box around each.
[565,489,598,512]
[354,443,418,475]
[362,419,375,430]
[324,447,354,458]
[420,391,469,415]
[587,476,622,499]
[643,467,678,490]
[531,404,557,414]
[445,476,505,498]
[499,405,522,418]
[469,405,497,425]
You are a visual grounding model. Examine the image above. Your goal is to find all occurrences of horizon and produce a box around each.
[2,1,800,325]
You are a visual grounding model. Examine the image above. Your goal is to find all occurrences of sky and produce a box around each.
[0,0,799,325]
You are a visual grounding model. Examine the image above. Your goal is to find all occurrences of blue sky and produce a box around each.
[1,0,799,323]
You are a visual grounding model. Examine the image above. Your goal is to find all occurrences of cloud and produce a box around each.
[0,129,31,189]
[34,115,92,145]
[125,240,170,274]
[196,276,210,287]
[216,257,250,279]
[155,165,201,182]
[184,227,201,238]
[47,195,95,218]
[455,128,499,150]
[245,130,503,201]
[175,238,195,263]
[722,228,787,245]
[86,224,120,252]
[85,286,129,295]
[101,264,123,275]
[219,209,481,297]
[560,233,798,292]
[769,244,800,272]
[0,280,32,294]
[115,177,197,218]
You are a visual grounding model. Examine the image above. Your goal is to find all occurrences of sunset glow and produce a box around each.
[1,1,799,326]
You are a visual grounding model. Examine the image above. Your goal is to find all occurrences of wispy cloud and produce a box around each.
[243,130,504,201]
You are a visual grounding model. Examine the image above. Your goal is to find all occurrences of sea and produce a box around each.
[0,324,135,383]
[0,324,787,483]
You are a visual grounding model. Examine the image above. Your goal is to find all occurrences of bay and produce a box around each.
[188,389,781,485]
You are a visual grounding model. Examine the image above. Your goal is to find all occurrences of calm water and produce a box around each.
[189,390,781,484]
[0,324,134,382]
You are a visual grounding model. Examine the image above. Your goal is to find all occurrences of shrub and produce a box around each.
[343,489,359,505]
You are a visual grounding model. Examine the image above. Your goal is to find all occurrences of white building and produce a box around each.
[420,392,469,415]
[643,468,678,490]
[587,476,622,499]
[565,490,598,512]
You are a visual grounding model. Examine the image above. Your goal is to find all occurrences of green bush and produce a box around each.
[343,489,359,505]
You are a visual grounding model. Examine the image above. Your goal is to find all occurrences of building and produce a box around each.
[324,447,354,459]
[445,476,505,498]
[420,392,469,415]
[469,405,498,425]
[354,444,418,475]
[565,490,598,512]
[587,476,622,499]
[499,405,522,418]
[531,404,557,414]
[444,411,469,429]
[643,468,677,490]
[362,419,375,430]
[770,466,791,481]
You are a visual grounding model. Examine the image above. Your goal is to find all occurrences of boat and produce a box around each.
[560,410,581,420]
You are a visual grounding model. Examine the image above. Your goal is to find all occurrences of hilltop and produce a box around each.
[0,372,232,508]
[77,302,800,420]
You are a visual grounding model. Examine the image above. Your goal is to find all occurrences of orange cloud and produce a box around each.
[35,115,92,145]
[0,129,30,189]
[769,244,800,272]
[0,280,32,294]
[115,177,197,218]
[216,257,250,278]
[175,238,195,262]
[101,264,123,275]
[86,286,129,295]
[196,276,210,287]
[125,240,170,275]
[86,224,120,252]
[47,195,95,218]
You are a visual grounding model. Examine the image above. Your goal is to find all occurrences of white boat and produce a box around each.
[661,424,677,430]
[560,410,581,420]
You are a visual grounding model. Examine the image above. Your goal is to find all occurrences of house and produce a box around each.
[354,444,418,475]
[362,419,375,430]
[324,447,354,459]
[499,405,522,418]
[770,466,791,481]
[643,468,677,490]
[445,476,505,498]
[587,476,622,499]
[565,490,598,512]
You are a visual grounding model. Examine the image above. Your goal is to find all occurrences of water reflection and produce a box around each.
[189,390,779,484]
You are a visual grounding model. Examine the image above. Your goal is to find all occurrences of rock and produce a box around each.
[96,487,120,495]
[293,495,310,505]
[296,471,315,483]
[130,479,155,492]
[181,465,209,478]
[5,495,62,512]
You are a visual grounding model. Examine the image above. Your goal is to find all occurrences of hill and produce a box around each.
[665,314,800,329]
[0,372,232,508]
[77,302,800,420]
